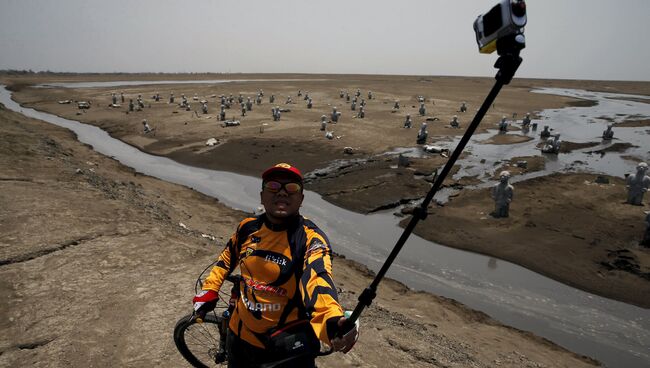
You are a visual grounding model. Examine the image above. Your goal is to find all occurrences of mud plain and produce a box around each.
[1,73,649,367]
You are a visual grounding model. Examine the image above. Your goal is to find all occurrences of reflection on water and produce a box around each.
[2,83,650,368]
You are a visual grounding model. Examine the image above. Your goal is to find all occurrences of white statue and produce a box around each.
[272,106,281,121]
[416,122,428,144]
[492,171,513,218]
[320,115,328,131]
[142,119,152,134]
[626,162,650,205]
[331,107,341,123]
[542,134,561,154]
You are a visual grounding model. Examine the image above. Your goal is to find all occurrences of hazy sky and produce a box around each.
[1,0,648,81]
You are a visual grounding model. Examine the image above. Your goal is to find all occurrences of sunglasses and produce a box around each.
[263,181,303,194]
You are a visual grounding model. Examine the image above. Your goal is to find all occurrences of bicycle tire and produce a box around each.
[174,313,227,367]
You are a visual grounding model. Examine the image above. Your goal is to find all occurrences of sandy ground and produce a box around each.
[4,73,649,308]
[0,101,600,367]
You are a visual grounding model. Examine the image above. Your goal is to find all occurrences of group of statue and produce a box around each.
[487,162,649,246]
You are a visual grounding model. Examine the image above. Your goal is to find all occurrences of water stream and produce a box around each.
[2,82,649,368]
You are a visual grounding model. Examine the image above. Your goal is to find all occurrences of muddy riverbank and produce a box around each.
[0,98,600,367]
[4,73,649,309]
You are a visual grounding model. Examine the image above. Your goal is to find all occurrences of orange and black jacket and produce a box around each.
[202,214,344,348]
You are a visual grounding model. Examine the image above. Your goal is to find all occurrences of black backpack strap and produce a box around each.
[277,216,308,326]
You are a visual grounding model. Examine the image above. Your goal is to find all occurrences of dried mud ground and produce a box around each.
[0,100,601,367]
[4,73,650,309]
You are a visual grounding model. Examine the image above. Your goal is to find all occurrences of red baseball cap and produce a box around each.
[262,163,303,182]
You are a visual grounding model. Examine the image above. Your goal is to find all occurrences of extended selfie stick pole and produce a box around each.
[341,41,523,333]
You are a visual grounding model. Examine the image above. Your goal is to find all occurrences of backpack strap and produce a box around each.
[277,216,308,326]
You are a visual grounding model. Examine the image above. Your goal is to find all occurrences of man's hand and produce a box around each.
[331,316,359,354]
[192,290,219,314]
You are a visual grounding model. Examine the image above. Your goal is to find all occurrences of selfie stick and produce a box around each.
[341,35,524,333]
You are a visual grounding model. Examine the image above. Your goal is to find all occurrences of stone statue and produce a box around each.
[522,112,531,128]
[202,102,208,114]
[220,105,226,121]
[128,99,134,112]
[419,102,426,116]
[241,103,246,117]
[112,93,117,105]
[450,115,460,128]
[351,101,356,110]
[246,98,253,111]
[540,125,551,138]
[320,115,328,131]
[307,98,313,109]
[325,131,334,140]
[492,171,513,218]
[142,119,152,134]
[393,101,400,110]
[542,134,561,154]
[416,122,428,144]
[285,96,292,104]
[340,90,345,98]
[626,162,650,205]
[331,107,341,123]
[357,106,365,118]
[602,124,614,140]
[368,91,373,100]
[498,116,508,132]
[273,106,282,121]
[460,101,467,113]
[404,114,412,128]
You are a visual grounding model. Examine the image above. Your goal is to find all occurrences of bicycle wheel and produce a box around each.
[174,313,228,367]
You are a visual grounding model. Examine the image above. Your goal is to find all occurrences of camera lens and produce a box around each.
[512,1,526,17]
